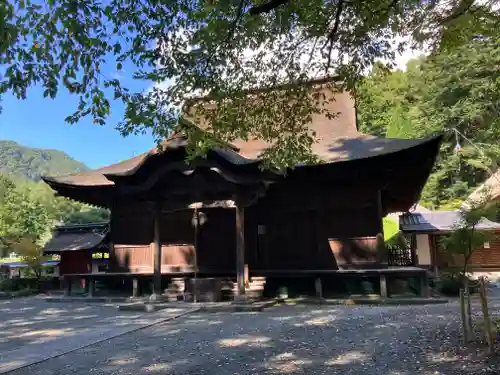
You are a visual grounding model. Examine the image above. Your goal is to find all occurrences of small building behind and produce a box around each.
[399,211,500,279]
[43,222,110,276]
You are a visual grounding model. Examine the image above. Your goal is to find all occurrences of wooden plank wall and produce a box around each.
[108,180,384,274]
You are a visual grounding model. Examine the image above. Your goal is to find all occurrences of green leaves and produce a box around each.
[0,174,109,257]
[1,0,499,168]
[358,36,500,209]
[440,193,499,272]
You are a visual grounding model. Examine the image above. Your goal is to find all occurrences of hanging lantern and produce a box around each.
[453,128,462,153]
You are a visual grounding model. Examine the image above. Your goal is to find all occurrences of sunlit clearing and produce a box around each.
[40,308,67,315]
[218,335,271,348]
[10,321,35,327]
[15,328,74,338]
[143,359,189,372]
[164,328,182,335]
[110,357,139,366]
[309,309,334,315]
[271,315,295,321]
[266,352,313,373]
[0,361,25,371]
[72,315,98,320]
[207,320,223,325]
[295,315,336,327]
[18,307,35,312]
[73,307,92,312]
[426,352,459,363]
[184,319,209,324]
[373,322,403,329]
[325,351,368,365]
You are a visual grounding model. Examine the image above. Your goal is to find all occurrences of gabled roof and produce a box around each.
[399,211,500,233]
[43,222,109,254]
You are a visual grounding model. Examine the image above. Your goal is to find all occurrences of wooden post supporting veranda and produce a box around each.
[235,202,246,299]
[151,202,162,300]
[193,208,199,303]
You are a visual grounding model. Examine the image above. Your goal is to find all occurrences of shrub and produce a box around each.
[436,273,478,296]
[0,277,59,292]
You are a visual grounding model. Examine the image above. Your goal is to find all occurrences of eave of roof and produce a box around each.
[43,133,442,189]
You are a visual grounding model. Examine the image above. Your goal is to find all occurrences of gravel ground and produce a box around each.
[0,296,151,354]
[7,299,500,375]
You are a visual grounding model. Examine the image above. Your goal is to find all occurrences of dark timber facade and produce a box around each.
[42,85,442,300]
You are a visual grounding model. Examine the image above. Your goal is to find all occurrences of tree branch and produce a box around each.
[324,0,345,72]
[226,0,247,45]
[440,0,475,25]
[248,0,289,15]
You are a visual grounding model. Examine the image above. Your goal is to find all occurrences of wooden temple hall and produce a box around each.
[42,81,442,301]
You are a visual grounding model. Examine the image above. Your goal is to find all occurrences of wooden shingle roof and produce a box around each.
[43,223,109,254]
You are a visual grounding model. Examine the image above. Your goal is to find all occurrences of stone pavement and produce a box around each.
[0,296,196,374]
[6,298,500,375]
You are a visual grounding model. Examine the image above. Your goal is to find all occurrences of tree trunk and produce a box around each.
[464,278,473,336]
[460,288,468,344]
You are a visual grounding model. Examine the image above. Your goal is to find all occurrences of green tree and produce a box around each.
[357,35,500,209]
[440,193,498,342]
[1,0,499,168]
[12,238,46,286]
[0,174,109,258]
[411,37,500,208]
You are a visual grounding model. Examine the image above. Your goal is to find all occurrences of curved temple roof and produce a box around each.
[43,131,441,189]
[42,132,261,188]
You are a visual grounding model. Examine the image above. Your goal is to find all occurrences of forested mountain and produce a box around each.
[0,142,108,257]
[0,140,88,180]
[356,36,500,210]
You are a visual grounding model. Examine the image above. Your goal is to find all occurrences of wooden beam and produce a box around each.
[115,160,268,196]
[235,202,246,298]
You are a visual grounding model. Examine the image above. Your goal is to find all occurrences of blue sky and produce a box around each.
[0,39,420,170]
[0,68,156,170]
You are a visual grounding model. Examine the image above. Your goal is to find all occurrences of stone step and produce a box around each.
[232,284,264,290]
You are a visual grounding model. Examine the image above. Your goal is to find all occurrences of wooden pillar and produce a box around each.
[235,203,246,298]
[377,189,384,234]
[88,279,95,297]
[380,274,388,299]
[132,277,140,298]
[315,278,323,299]
[152,202,162,299]
[376,190,387,265]
[410,234,418,266]
[420,272,429,298]
[64,277,72,297]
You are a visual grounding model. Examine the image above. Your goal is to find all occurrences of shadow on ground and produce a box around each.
[0,296,155,353]
[8,298,500,375]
